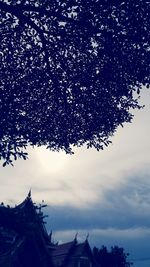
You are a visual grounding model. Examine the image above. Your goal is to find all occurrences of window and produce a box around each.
[78,257,92,267]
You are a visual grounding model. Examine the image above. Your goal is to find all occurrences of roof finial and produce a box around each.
[86,233,89,241]
[28,189,31,198]
[74,232,78,242]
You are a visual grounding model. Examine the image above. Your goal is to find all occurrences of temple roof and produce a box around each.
[15,190,33,210]
[0,192,53,245]
[51,238,96,267]
[0,193,54,266]
[52,241,76,257]
[0,191,46,228]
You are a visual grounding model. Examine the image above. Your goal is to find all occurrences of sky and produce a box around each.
[0,89,150,267]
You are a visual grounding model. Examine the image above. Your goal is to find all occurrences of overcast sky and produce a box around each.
[0,89,150,267]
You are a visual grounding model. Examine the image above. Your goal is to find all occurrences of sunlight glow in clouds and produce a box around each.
[0,90,150,209]
[0,89,150,265]
[35,148,69,174]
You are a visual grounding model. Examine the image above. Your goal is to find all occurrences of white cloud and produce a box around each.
[53,227,150,244]
[0,91,150,208]
[0,89,150,265]
[0,89,149,210]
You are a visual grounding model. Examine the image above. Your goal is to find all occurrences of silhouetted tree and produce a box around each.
[93,245,133,267]
[0,0,149,165]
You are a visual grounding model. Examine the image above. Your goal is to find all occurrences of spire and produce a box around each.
[74,232,78,243]
[27,189,32,199]
[86,233,89,241]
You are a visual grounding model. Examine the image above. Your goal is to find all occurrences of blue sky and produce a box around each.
[0,89,150,267]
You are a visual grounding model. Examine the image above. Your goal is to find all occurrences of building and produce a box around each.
[0,193,97,267]
[0,192,54,267]
[52,238,97,267]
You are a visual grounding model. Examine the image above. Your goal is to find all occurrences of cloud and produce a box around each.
[0,89,150,209]
[44,169,150,236]
[0,89,150,266]
[52,226,150,266]
[52,227,150,245]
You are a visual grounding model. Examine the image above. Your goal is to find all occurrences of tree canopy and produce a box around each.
[0,0,149,165]
[93,245,133,267]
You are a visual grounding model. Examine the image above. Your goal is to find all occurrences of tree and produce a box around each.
[93,245,133,267]
[0,0,149,165]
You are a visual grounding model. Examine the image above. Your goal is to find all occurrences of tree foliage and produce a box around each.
[0,0,149,165]
[93,245,133,267]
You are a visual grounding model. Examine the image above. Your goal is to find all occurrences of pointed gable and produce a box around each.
[52,239,77,266]
[52,239,97,267]
[0,193,54,267]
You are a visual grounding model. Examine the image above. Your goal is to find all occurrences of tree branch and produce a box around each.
[0,1,52,72]
[0,1,99,35]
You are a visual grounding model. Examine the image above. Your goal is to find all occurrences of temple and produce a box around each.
[0,191,54,266]
[0,193,97,267]
[52,238,97,267]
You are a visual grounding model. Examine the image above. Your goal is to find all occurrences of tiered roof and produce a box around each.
[52,238,96,267]
[0,192,54,267]
[0,193,97,267]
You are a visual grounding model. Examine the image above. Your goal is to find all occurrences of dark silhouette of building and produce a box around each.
[0,193,97,267]
[52,237,97,267]
[0,192,54,267]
